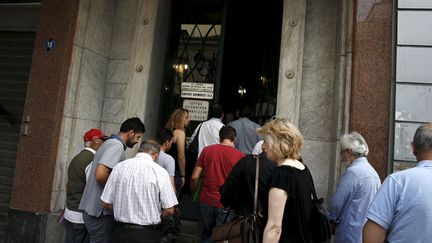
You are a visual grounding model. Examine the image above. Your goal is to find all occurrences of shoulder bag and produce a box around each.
[211,156,261,243]
[307,167,331,243]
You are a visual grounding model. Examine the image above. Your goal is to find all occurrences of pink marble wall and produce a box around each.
[10,0,80,212]
[350,0,393,180]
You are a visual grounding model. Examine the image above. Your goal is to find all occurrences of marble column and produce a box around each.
[350,0,393,179]
[6,0,80,242]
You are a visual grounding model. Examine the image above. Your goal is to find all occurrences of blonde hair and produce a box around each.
[165,108,189,130]
[257,118,303,160]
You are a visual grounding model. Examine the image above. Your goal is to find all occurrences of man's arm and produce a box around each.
[363,219,386,243]
[102,202,113,209]
[170,176,176,193]
[190,166,203,193]
[95,163,111,184]
[328,171,357,223]
[161,207,175,218]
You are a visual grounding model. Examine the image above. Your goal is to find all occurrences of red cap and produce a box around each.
[83,128,105,142]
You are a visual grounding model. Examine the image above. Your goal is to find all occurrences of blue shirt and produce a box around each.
[367,160,432,243]
[157,151,175,177]
[228,118,261,154]
[328,157,381,243]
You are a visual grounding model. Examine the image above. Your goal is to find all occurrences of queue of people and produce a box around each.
[61,105,432,243]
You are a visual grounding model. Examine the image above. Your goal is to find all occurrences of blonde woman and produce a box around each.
[165,108,190,191]
[258,118,314,243]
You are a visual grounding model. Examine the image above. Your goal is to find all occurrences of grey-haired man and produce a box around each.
[101,140,178,243]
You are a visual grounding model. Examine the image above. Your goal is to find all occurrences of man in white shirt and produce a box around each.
[101,140,178,243]
[190,103,224,158]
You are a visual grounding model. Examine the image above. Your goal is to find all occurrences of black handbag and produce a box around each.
[211,156,261,243]
[307,168,331,243]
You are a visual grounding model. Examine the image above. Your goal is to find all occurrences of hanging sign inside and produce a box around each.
[181,82,214,100]
[183,99,209,121]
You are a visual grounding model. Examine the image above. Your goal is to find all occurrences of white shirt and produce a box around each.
[64,147,96,224]
[101,153,178,225]
[191,118,224,157]
[252,140,264,155]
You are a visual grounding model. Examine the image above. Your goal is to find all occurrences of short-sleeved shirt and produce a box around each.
[197,144,244,208]
[228,118,261,154]
[366,160,432,242]
[328,157,381,243]
[101,153,178,225]
[79,137,126,217]
[190,118,224,157]
[264,165,314,243]
[157,151,175,177]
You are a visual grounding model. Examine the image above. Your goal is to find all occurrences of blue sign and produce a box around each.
[44,39,56,51]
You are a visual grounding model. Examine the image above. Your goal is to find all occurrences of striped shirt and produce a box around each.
[101,153,178,225]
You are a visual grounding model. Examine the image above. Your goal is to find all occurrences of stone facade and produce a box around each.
[5,0,394,242]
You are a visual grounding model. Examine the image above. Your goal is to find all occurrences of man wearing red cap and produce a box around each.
[63,128,106,243]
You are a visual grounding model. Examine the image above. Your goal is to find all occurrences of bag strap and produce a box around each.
[306,166,319,203]
[189,123,203,149]
[253,156,260,214]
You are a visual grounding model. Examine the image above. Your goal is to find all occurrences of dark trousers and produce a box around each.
[199,202,234,243]
[63,219,89,243]
[82,211,115,243]
[113,222,162,243]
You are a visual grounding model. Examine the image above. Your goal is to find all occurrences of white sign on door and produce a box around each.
[181,82,214,93]
[183,99,209,121]
[181,91,214,100]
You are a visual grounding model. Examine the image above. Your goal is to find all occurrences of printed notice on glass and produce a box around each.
[181,91,214,100]
[181,82,214,93]
[183,100,209,121]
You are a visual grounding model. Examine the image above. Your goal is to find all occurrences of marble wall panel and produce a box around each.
[75,49,108,121]
[101,98,125,124]
[64,45,83,117]
[101,122,121,137]
[51,118,100,212]
[106,60,131,84]
[109,23,136,60]
[105,83,127,99]
[74,0,90,46]
[303,0,338,68]
[299,67,335,141]
[303,139,332,202]
[109,0,139,60]
[84,0,115,56]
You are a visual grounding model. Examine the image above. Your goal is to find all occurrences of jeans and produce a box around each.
[63,219,89,243]
[82,212,115,243]
[199,202,233,243]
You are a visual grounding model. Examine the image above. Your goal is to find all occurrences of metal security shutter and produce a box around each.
[0,31,35,241]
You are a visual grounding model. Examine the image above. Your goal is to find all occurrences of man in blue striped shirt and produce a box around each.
[328,132,381,243]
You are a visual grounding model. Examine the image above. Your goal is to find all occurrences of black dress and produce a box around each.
[264,165,314,243]
[167,141,180,172]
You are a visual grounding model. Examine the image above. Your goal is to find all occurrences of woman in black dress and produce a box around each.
[165,108,190,193]
[258,118,314,243]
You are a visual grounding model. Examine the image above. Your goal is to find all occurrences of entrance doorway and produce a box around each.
[160,0,283,224]
[219,1,283,125]
[161,0,283,128]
